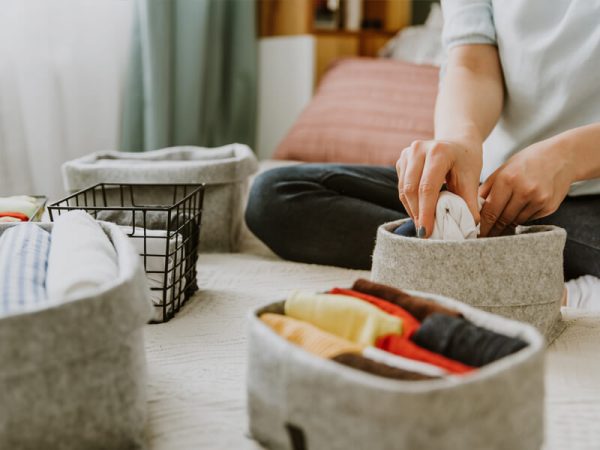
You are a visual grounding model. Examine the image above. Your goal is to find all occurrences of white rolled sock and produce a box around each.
[565,275,600,310]
[430,191,483,241]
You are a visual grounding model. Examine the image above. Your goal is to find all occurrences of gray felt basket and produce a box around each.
[371,219,567,342]
[0,222,153,450]
[62,144,258,252]
[247,292,545,450]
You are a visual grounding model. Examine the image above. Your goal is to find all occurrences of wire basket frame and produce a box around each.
[48,183,204,323]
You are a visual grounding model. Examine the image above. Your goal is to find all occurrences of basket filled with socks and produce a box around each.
[61,144,258,252]
[48,183,204,323]
[0,195,47,222]
[0,213,153,449]
[370,192,567,342]
[247,279,544,450]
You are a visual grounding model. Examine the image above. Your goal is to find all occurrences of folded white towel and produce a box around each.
[46,211,118,300]
[430,191,482,241]
[363,346,447,377]
[565,275,600,310]
[0,224,51,314]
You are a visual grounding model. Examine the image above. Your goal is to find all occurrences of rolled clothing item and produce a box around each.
[332,353,438,381]
[565,275,600,310]
[119,226,184,321]
[329,287,420,338]
[46,210,118,300]
[393,219,416,237]
[0,196,38,219]
[430,191,482,240]
[0,212,29,222]
[0,224,51,314]
[363,346,447,378]
[375,334,475,375]
[352,279,462,322]
[285,291,403,346]
[260,313,363,358]
[412,313,528,367]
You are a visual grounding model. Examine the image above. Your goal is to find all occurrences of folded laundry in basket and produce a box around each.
[332,352,439,381]
[285,292,403,346]
[0,195,38,219]
[376,334,475,375]
[412,313,528,367]
[0,224,51,313]
[260,313,363,358]
[46,211,118,300]
[330,287,420,338]
[352,279,462,321]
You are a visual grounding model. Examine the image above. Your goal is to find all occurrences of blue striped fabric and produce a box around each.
[0,224,51,314]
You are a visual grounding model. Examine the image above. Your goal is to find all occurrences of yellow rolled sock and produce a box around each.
[260,313,363,358]
[284,291,403,346]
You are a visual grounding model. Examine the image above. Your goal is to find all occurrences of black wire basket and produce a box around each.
[48,183,204,323]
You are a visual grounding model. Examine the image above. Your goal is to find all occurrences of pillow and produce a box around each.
[273,58,439,166]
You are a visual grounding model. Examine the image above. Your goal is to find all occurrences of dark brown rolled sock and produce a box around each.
[332,353,438,381]
[352,279,462,322]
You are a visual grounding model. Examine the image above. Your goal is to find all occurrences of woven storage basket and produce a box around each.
[0,222,153,450]
[247,292,545,450]
[62,144,258,252]
[371,220,567,341]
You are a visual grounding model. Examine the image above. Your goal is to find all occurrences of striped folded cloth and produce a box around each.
[0,224,51,314]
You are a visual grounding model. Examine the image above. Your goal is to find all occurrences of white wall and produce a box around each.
[256,35,315,160]
[0,0,134,199]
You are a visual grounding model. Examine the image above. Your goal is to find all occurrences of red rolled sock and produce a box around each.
[330,287,421,338]
[376,334,475,375]
[0,212,29,222]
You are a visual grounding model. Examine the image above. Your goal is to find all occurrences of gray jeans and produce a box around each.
[245,164,600,279]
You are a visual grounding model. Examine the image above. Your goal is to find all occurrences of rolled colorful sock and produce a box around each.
[332,353,438,381]
[376,334,475,375]
[285,291,402,346]
[352,279,462,321]
[412,313,528,367]
[329,287,420,338]
[363,346,447,378]
[260,313,363,358]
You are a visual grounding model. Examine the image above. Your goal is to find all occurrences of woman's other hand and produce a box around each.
[478,137,576,237]
[396,139,483,238]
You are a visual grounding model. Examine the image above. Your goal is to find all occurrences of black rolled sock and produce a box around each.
[412,313,528,367]
[393,219,416,237]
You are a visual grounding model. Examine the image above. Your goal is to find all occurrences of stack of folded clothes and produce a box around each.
[0,196,42,223]
[260,279,529,380]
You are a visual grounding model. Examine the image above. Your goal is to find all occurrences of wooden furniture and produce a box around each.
[258,0,411,83]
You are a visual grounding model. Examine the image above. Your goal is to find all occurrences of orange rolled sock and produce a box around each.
[260,313,363,358]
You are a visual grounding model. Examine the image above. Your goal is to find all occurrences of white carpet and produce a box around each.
[144,245,600,449]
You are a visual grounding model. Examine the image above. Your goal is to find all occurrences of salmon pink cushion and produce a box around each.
[273,58,439,166]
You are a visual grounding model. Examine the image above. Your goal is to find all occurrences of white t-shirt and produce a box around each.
[442,0,600,196]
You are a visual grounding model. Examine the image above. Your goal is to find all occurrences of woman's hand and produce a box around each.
[396,139,483,238]
[478,137,576,237]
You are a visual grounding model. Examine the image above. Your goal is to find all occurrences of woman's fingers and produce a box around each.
[487,193,527,237]
[479,179,512,237]
[417,151,448,237]
[402,144,426,223]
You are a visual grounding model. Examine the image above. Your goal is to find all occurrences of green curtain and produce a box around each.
[120,0,257,152]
